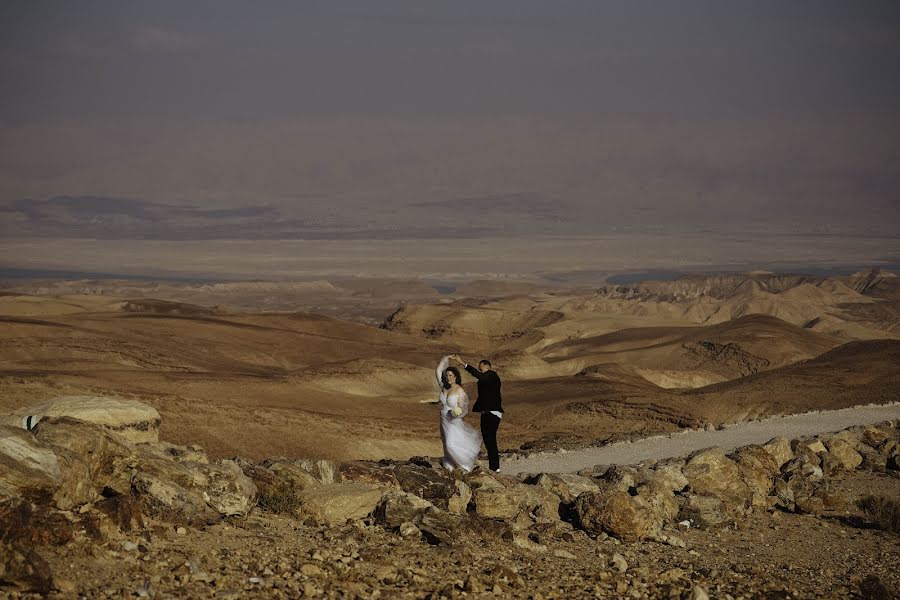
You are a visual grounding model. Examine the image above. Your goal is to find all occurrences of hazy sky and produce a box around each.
[1,1,899,244]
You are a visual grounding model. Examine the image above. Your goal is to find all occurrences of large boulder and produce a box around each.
[575,489,662,541]
[682,447,752,515]
[823,438,862,471]
[471,481,559,522]
[33,417,134,510]
[645,463,689,493]
[678,494,728,528]
[9,396,160,444]
[298,483,384,525]
[730,445,779,508]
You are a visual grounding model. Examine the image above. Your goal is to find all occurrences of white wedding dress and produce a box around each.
[436,356,482,472]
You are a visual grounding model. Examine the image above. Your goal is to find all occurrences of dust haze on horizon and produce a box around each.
[1,1,899,278]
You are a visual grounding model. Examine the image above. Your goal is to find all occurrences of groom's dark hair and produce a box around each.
[479,359,492,368]
[442,366,462,389]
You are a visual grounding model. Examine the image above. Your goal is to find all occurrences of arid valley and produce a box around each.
[2,267,899,598]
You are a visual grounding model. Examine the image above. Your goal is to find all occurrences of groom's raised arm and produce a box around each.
[463,363,483,380]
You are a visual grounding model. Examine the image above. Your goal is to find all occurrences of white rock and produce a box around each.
[7,396,161,443]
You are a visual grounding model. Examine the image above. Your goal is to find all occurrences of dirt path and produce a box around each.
[507,402,900,475]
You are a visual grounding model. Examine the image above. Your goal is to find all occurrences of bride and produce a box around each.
[436,355,482,472]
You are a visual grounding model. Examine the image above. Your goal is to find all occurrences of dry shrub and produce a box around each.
[857,495,900,534]
[256,489,303,516]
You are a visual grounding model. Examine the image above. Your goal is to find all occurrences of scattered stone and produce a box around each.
[610,553,628,573]
[689,584,710,600]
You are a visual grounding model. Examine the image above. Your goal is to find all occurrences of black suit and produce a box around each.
[465,364,503,471]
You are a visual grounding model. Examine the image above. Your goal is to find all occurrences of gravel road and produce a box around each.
[507,402,900,475]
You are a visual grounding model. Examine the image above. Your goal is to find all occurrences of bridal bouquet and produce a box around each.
[451,406,463,417]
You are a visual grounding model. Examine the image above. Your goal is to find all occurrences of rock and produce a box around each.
[645,463,688,493]
[860,574,894,600]
[0,540,53,594]
[781,454,823,482]
[30,417,256,523]
[447,480,472,515]
[0,498,74,546]
[597,465,639,492]
[823,439,863,471]
[8,396,161,444]
[394,464,454,509]
[146,442,208,464]
[610,553,628,573]
[471,482,559,521]
[689,585,710,600]
[338,461,399,487]
[635,482,679,522]
[300,563,325,577]
[678,494,727,529]
[762,437,794,469]
[0,425,62,502]
[293,459,339,484]
[298,483,384,525]
[682,447,752,514]
[413,506,458,545]
[259,460,323,492]
[375,491,433,528]
[553,549,577,560]
[730,445,779,508]
[176,526,187,535]
[398,522,420,538]
[575,489,661,541]
[33,417,135,510]
[528,473,600,504]
[862,425,891,447]
[95,492,145,532]
[792,438,829,460]
[510,533,547,553]
[131,455,257,525]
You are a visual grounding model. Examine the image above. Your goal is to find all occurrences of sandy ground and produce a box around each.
[508,403,900,474]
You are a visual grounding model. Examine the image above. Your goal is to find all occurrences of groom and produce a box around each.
[451,355,503,473]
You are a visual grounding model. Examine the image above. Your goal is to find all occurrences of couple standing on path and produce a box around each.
[436,354,503,474]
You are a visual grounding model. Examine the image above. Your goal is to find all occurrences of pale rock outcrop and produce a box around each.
[28,417,256,523]
[298,483,384,525]
[9,396,161,444]
[471,481,559,522]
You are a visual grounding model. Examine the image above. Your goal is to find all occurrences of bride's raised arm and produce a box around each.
[436,355,450,388]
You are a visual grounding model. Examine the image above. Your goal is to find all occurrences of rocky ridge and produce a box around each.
[2,397,899,598]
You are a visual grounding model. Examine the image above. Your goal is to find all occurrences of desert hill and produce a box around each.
[539,314,843,387]
[1,270,898,462]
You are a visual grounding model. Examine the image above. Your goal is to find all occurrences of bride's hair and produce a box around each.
[442,366,462,389]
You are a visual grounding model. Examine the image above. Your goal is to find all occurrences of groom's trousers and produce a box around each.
[480,413,501,471]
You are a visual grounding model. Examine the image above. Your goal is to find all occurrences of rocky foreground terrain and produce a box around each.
[2,398,899,599]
